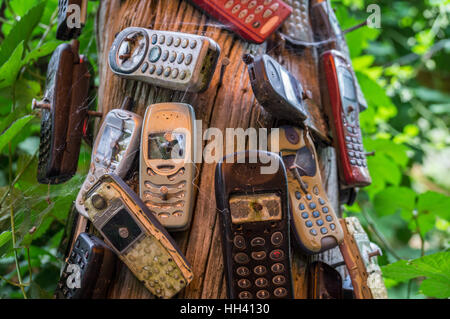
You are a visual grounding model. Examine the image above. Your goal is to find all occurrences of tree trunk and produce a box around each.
[92,0,346,299]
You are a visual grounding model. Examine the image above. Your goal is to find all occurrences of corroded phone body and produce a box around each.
[139,103,196,232]
[36,41,91,184]
[307,261,343,299]
[321,50,371,188]
[244,53,308,122]
[272,126,343,254]
[215,150,293,299]
[190,0,292,44]
[81,174,194,298]
[341,217,388,299]
[75,108,142,214]
[57,0,88,40]
[109,27,221,92]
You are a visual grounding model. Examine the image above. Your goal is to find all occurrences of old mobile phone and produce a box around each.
[34,41,91,184]
[321,50,371,188]
[55,233,117,299]
[56,0,88,40]
[243,53,308,122]
[75,99,142,214]
[81,174,194,298]
[341,217,388,299]
[189,0,292,44]
[310,0,368,111]
[282,0,312,43]
[307,261,343,299]
[338,218,373,299]
[215,150,293,299]
[273,126,344,254]
[139,103,196,232]
[109,27,220,93]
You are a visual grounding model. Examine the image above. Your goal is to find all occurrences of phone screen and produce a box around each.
[148,132,186,160]
[229,193,282,224]
[338,66,358,125]
[97,125,130,166]
[280,68,299,107]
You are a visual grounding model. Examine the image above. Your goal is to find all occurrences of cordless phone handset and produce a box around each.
[320,50,371,188]
[139,103,196,232]
[243,53,309,122]
[75,98,142,216]
[215,150,294,299]
[109,27,221,92]
[273,126,344,254]
[82,174,194,299]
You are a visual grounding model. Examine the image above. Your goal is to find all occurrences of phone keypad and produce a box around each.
[344,126,367,167]
[224,0,282,30]
[283,0,311,41]
[38,110,52,174]
[232,230,291,299]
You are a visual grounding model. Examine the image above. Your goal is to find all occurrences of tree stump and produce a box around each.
[90,0,346,299]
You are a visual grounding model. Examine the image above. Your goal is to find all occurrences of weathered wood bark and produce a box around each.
[91,0,345,299]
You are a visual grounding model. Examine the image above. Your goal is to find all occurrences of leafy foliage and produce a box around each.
[0,0,448,299]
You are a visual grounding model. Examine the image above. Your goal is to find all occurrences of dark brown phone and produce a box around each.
[35,40,91,184]
[55,233,116,299]
[307,261,343,299]
[215,150,293,299]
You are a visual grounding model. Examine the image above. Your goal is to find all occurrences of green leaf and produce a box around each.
[417,191,450,221]
[0,42,24,89]
[382,252,450,298]
[367,153,402,187]
[0,231,12,257]
[373,186,416,216]
[364,138,410,168]
[23,41,61,65]
[0,115,35,153]
[0,1,47,66]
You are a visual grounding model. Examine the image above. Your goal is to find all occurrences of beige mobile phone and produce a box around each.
[109,27,221,93]
[140,103,196,232]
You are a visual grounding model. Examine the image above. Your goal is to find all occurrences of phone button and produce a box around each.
[273,275,286,285]
[149,65,156,74]
[322,207,329,213]
[274,287,288,297]
[301,212,309,219]
[166,36,173,46]
[185,54,193,65]
[174,37,181,47]
[254,265,267,276]
[320,227,328,234]
[256,290,270,299]
[234,253,250,264]
[251,251,267,261]
[225,1,234,9]
[269,249,285,261]
[250,237,265,247]
[310,229,318,236]
[326,215,333,222]
[255,277,269,288]
[233,235,246,249]
[330,223,336,230]
[271,263,285,274]
[237,279,251,289]
[149,47,162,62]
[238,291,252,299]
[141,62,149,73]
[236,266,250,276]
[271,232,283,245]
[260,16,279,34]
[245,14,255,23]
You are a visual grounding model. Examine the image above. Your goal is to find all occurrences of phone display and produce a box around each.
[189,0,293,44]
[215,150,293,299]
[273,126,344,254]
[81,174,194,299]
[109,27,221,92]
[321,50,371,188]
[140,103,196,232]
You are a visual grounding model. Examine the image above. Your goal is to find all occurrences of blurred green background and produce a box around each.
[0,0,448,299]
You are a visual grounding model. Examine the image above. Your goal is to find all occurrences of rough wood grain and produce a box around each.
[90,0,344,299]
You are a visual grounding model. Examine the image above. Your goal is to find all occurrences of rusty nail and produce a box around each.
[32,99,51,111]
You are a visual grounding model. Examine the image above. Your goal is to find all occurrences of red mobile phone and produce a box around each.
[190,0,292,44]
[321,50,371,188]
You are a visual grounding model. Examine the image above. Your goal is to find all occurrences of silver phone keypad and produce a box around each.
[284,0,311,42]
